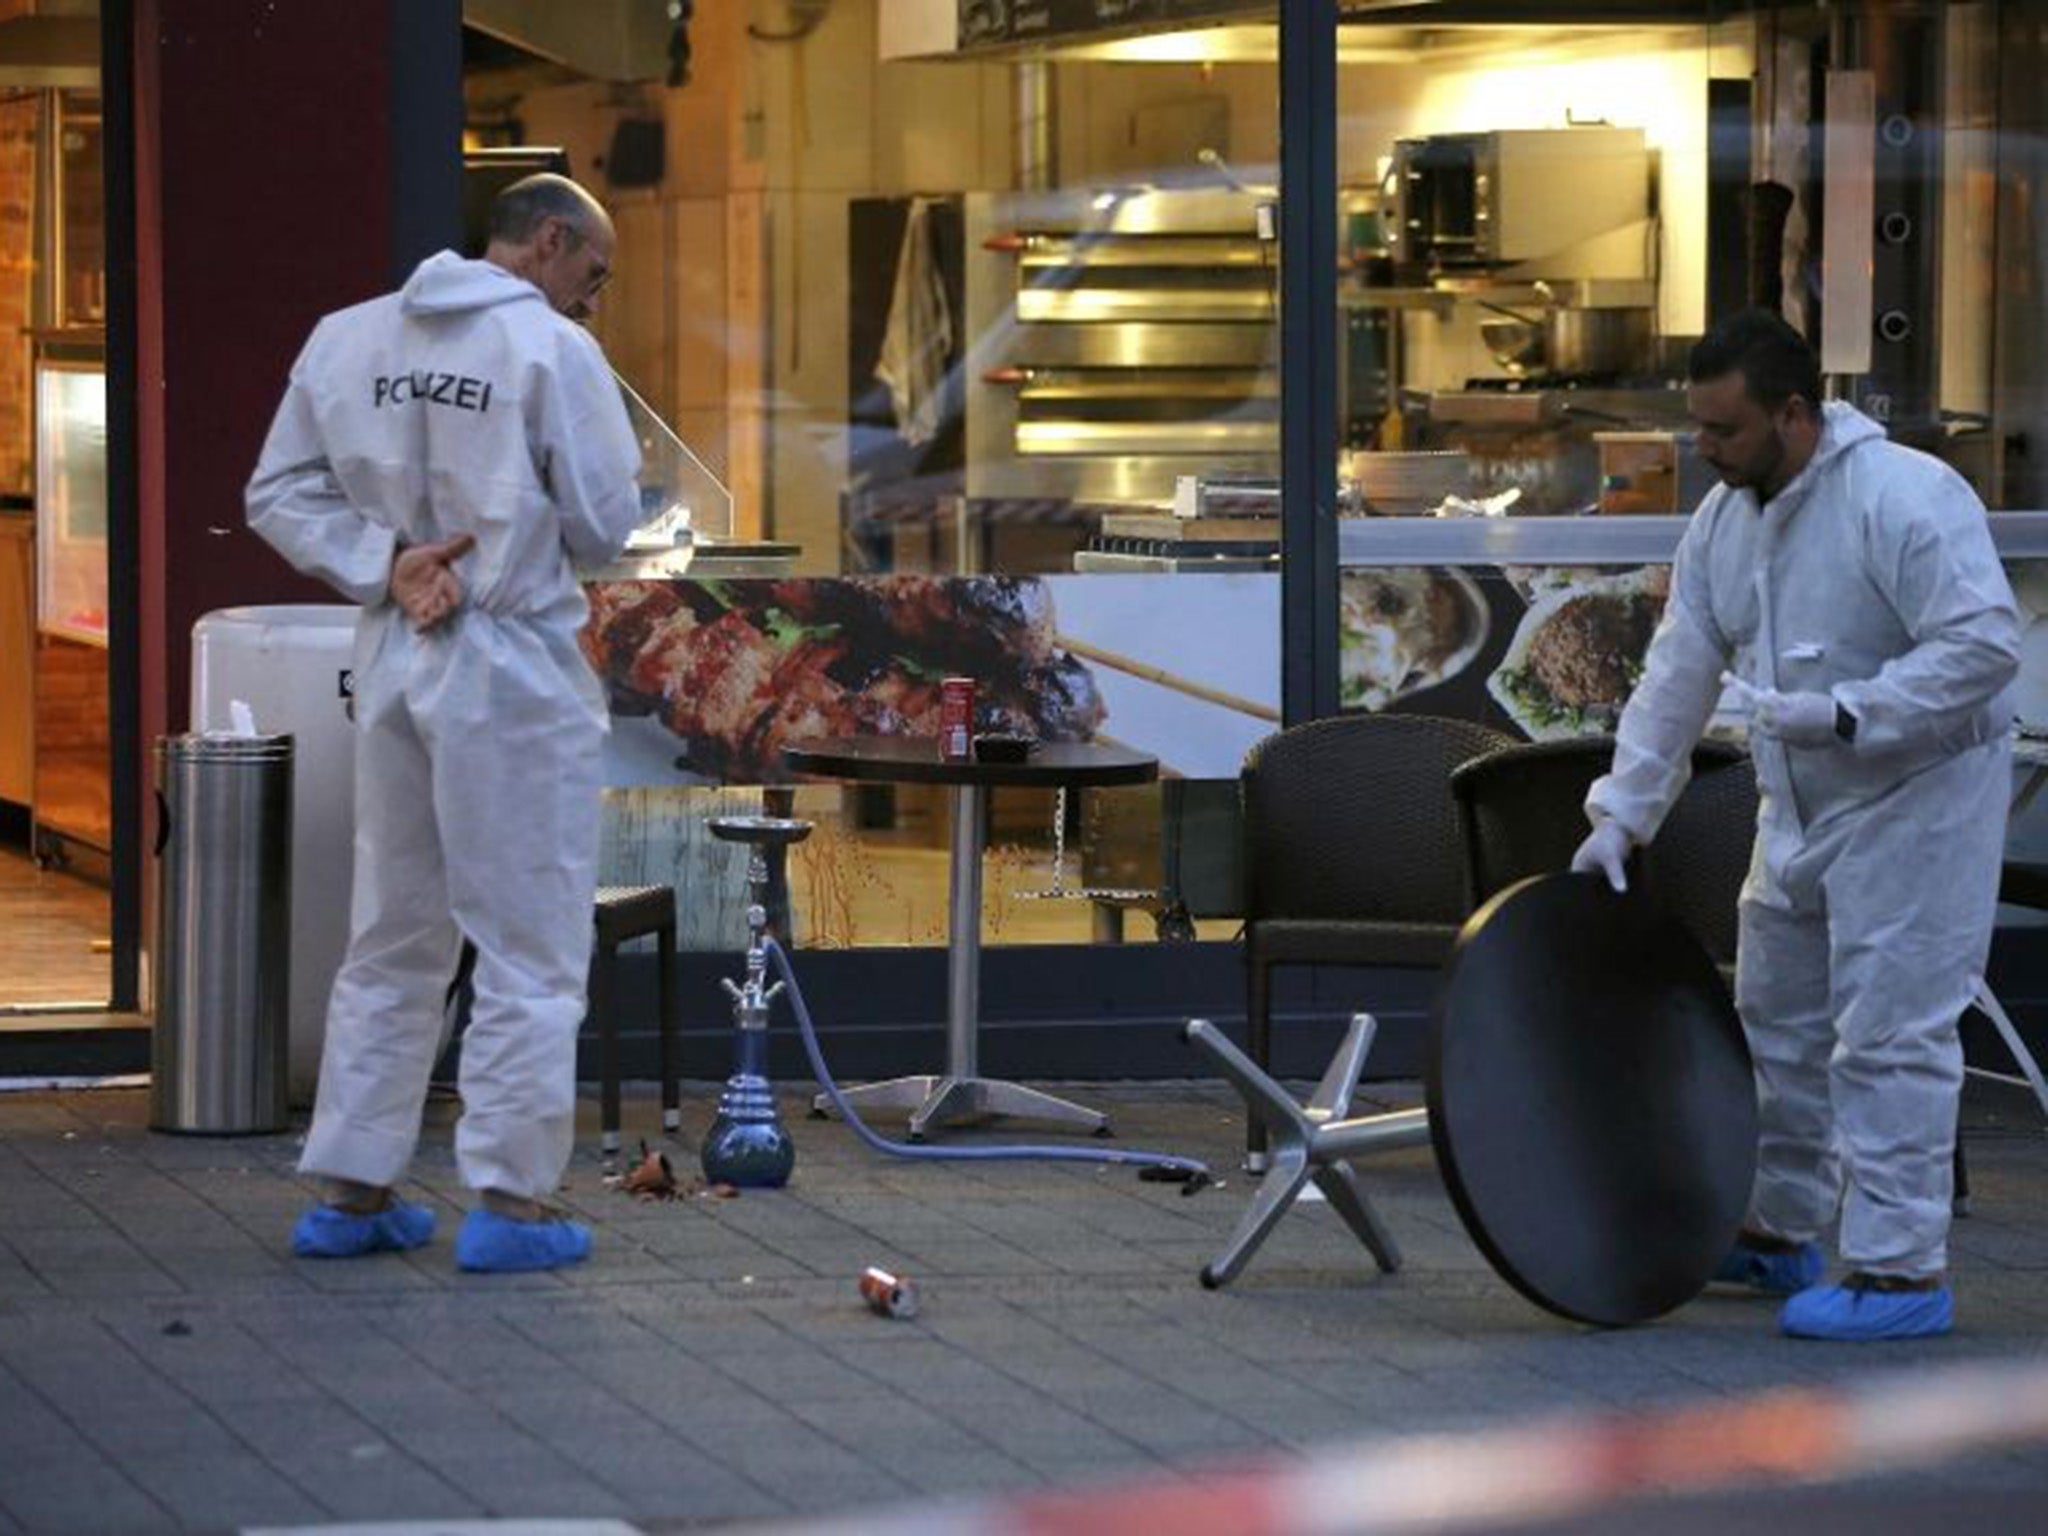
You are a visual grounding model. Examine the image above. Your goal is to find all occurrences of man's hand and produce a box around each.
[1721,672,1839,747]
[1571,818,1633,894]
[390,533,476,632]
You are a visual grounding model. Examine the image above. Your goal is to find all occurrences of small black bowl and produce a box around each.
[973,733,1036,764]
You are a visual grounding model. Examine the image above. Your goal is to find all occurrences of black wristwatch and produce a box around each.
[1834,702,1858,744]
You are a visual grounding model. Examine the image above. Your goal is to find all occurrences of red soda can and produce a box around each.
[940,677,975,762]
[859,1265,920,1319]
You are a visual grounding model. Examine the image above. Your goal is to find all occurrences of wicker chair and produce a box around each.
[1452,735,1752,965]
[1238,713,1512,1166]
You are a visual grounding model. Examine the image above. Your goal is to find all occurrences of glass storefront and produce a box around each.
[26,0,2028,1025]
[1324,0,2048,926]
[443,0,2048,968]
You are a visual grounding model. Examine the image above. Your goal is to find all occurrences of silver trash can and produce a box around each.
[151,732,294,1134]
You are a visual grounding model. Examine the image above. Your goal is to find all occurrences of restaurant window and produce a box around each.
[474,2,1280,954]
[1331,12,1736,743]
[1325,0,2048,920]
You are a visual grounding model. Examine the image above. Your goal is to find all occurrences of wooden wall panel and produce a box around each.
[0,97,35,500]
[601,198,672,420]
[0,520,32,804]
[725,191,767,541]
[33,633,107,849]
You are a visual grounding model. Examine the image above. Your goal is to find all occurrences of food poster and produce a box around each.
[578,560,2048,947]
[1346,558,2048,892]
[583,574,1281,785]
[1341,564,1669,739]
[579,573,1280,948]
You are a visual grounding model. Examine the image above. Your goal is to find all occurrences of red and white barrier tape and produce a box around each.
[739,1359,2048,1536]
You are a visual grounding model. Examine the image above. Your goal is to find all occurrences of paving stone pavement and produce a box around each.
[1,1079,2046,1534]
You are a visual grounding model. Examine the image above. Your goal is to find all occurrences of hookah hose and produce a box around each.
[762,938,1213,1189]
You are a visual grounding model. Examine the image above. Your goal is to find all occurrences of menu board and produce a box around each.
[959,0,1255,49]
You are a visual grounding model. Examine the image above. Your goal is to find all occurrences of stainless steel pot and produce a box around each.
[1543,306,1654,376]
[1479,299,1654,377]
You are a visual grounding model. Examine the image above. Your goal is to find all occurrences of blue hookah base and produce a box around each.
[701,1072,796,1188]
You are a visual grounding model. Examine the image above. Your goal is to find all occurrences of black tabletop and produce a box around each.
[782,736,1158,789]
[1427,872,1757,1328]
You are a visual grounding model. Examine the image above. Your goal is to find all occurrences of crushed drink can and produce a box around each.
[859,1265,920,1320]
[939,677,975,762]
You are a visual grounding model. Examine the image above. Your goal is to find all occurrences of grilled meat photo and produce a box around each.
[1522,590,1663,710]
[578,576,1104,781]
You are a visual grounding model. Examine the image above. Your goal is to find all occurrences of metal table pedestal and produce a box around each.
[782,736,1157,1140]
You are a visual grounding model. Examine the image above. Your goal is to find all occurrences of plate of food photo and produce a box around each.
[1488,567,1669,740]
[1338,567,1492,713]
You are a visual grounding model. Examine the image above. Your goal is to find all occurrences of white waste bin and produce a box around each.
[191,605,358,1106]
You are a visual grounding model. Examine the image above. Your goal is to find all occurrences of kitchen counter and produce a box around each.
[1340,511,2048,567]
[581,539,802,582]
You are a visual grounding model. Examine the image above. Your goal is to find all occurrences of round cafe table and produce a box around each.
[781,736,1158,1138]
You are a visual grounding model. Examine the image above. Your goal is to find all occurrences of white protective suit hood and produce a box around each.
[1776,398,1886,494]
[398,249,544,317]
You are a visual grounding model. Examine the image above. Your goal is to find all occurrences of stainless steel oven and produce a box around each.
[1389,127,1651,272]
[965,188,1279,505]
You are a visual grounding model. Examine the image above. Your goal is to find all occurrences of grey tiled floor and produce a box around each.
[2,1080,2047,1534]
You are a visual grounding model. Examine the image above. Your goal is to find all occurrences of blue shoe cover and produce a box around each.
[1780,1279,1954,1341]
[291,1200,436,1258]
[455,1208,592,1273]
[1711,1237,1825,1296]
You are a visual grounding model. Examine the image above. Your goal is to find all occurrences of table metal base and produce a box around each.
[808,781,1116,1140]
[1186,1012,1427,1289]
[813,1075,1108,1139]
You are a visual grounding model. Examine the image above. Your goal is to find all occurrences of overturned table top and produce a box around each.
[1428,872,1758,1327]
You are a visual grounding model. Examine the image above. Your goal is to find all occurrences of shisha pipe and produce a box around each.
[699,817,806,1187]
[698,815,1213,1187]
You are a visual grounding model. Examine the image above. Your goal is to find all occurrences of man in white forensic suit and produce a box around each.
[1572,308,2019,1341]
[246,174,642,1272]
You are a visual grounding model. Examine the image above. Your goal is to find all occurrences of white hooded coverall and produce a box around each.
[1587,402,2019,1279]
[246,251,641,1201]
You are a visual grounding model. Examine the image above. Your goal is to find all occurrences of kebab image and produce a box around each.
[579,576,1106,781]
[1489,568,1671,737]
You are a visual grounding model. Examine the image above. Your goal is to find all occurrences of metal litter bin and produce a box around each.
[151,733,293,1133]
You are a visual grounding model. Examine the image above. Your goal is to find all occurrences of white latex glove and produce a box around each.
[1720,672,1840,747]
[1571,818,1633,894]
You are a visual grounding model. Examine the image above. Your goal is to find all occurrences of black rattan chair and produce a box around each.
[1452,735,1752,965]
[1239,713,1512,1166]
[1636,747,1757,967]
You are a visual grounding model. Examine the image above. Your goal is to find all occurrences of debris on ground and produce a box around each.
[600,1141,742,1203]
[602,1141,678,1200]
